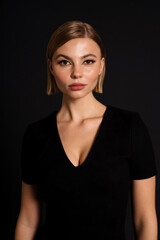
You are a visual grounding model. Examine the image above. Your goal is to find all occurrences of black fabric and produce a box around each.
[20,105,157,240]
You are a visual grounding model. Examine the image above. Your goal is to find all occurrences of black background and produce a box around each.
[2,0,160,239]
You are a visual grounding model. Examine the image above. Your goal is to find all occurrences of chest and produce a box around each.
[56,117,104,167]
[40,115,132,204]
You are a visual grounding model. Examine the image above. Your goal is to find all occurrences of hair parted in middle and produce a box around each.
[46,20,106,95]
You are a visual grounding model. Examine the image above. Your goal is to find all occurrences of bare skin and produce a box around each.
[15,37,158,240]
[132,176,157,239]
[15,183,43,240]
[49,37,106,167]
[56,104,107,167]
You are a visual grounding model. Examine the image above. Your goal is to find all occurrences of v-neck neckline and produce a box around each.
[53,105,110,170]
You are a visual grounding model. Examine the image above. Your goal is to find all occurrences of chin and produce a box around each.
[64,91,89,99]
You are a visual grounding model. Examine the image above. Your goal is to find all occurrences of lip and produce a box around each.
[69,85,86,91]
[69,83,86,87]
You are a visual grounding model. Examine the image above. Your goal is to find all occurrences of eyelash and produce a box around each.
[58,59,96,66]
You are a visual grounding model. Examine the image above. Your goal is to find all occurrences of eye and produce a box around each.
[58,60,70,66]
[83,59,96,65]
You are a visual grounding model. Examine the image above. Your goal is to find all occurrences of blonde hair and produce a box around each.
[46,20,106,95]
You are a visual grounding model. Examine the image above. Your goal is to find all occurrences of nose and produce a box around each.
[71,64,82,79]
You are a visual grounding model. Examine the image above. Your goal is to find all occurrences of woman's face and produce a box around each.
[48,38,105,98]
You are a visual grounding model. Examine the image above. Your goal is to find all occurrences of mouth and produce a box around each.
[69,83,86,87]
[69,84,86,91]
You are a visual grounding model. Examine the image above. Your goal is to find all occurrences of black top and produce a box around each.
[21,105,157,240]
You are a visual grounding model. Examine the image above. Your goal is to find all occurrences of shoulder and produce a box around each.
[109,104,137,116]
[24,110,57,140]
[108,104,140,127]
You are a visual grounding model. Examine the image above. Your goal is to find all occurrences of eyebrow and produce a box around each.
[55,53,97,60]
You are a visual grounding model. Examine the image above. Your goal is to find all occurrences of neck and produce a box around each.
[58,91,104,123]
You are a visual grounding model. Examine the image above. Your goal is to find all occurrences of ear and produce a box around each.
[99,57,105,75]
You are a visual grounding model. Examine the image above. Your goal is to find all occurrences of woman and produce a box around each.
[15,20,158,240]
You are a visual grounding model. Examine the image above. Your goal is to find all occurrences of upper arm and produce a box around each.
[132,176,157,228]
[18,181,43,229]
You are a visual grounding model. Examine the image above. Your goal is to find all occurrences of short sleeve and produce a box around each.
[130,112,158,180]
[20,124,41,184]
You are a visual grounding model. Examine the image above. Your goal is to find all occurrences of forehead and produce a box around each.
[54,38,101,56]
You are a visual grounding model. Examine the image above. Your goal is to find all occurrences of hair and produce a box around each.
[46,20,106,95]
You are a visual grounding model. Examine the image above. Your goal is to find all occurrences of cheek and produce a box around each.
[52,64,101,83]
[84,66,100,81]
[52,67,68,83]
